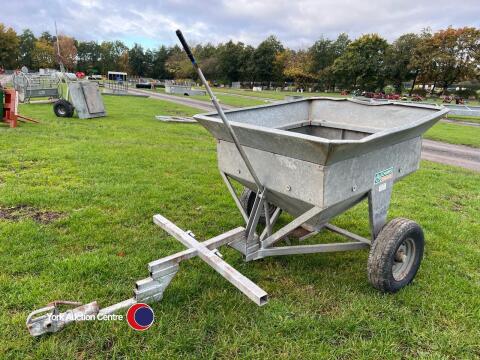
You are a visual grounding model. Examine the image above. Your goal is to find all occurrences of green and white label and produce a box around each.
[374,167,393,185]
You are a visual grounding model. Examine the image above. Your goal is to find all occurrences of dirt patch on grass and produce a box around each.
[0,205,64,224]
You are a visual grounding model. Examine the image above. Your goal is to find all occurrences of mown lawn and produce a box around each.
[445,114,480,125]
[189,93,267,107]
[0,96,479,359]
[152,87,267,107]
[213,87,347,100]
[425,122,480,148]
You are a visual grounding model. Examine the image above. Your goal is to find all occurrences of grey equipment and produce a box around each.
[52,23,106,119]
[12,70,60,103]
[26,30,448,336]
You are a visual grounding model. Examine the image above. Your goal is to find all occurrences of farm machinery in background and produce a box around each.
[53,70,106,119]
[11,67,105,119]
[11,23,106,119]
[341,90,405,101]
[12,67,60,103]
[52,22,105,119]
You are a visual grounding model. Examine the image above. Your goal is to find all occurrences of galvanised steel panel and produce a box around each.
[322,137,421,208]
[218,140,325,207]
[69,82,106,119]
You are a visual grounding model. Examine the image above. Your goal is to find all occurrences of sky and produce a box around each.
[2,0,480,49]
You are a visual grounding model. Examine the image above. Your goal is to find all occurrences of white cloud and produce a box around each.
[3,0,479,49]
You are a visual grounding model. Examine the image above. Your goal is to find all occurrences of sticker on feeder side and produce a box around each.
[378,182,387,192]
[374,167,393,185]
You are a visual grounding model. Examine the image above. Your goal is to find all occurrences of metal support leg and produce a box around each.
[245,190,264,240]
[260,207,281,241]
[220,172,248,223]
[368,178,393,240]
[263,201,273,237]
[134,267,178,303]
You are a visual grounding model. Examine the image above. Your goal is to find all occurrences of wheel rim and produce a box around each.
[58,106,66,115]
[392,237,416,281]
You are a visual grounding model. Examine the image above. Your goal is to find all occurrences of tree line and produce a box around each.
[1,23,479,93]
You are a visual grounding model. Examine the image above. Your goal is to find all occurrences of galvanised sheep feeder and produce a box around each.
[26,31,448,337]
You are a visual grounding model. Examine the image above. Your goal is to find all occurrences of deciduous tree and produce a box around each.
[56,35,77,71]
[282,49,316,88]
[32,39,55,69]
[333,34,388,91]
[253,36,284,83]
[385,33,421,93]
[0,23,19,69]
[430,27,480,92]
[309,33,350,90]
[165,45,195,79]
[218,41,247,83]
[100,41,128,74]
[18,29,36,69]
[77,41,101,73]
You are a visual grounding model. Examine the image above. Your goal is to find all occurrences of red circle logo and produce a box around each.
[126,303,154,331]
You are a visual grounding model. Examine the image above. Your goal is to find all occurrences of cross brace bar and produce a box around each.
[253,241,369,259]
[153,214,268,306]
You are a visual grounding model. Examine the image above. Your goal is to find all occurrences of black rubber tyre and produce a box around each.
[240,188,276,225]
[53,100,74,118]
[367,218,424,293]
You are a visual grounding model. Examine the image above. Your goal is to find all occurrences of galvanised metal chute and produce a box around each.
[26,30,448,337]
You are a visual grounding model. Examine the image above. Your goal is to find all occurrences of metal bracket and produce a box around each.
[368,178,393,240]
[26,301,99,337]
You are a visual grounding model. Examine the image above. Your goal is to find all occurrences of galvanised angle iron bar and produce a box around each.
[153,214,268,306]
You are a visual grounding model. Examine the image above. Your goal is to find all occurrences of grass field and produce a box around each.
[0,96,479,359]
[419,97,480,107]
[188,93,267,107]
[213,88,346,101]
[425,122,480,148]
[446,114,480,124]
[152,87,267,107]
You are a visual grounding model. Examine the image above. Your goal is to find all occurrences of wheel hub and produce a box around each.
[392,237,416,281]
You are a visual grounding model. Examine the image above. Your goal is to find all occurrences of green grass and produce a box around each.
[0,96,479,359]
[445,114,480,124]
[425,122,480,148]
[151,87,267,107]
[190,93,267,107]
[213,87,347,101]
[419,97,480,107]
